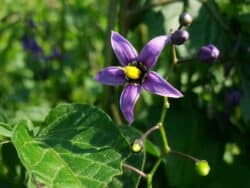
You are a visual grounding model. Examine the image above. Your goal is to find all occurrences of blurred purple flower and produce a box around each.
[22,34,42,55]
[198,44,219,64]
[95,31,183,124]
[226,90,242,107]
[171,30,189,45]
[50,48,62,59]
[44,48,62,62]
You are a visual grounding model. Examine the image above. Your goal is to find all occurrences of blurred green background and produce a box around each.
[0,0,250,187]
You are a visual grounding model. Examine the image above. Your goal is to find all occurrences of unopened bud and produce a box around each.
[132,139,144,153]
[195,160,210,176]
[171,30,189,45]
[198,44,220,64]
[226,90,242,107]
[179,12,193,27]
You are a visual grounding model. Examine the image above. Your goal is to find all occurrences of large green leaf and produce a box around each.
[11,104,144,188]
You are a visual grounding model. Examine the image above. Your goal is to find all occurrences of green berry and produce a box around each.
[195,160,210,176]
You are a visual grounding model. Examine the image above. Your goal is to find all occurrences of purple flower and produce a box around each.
[44,48,62,62]
[22,34,42,55]
[95,31,183,124]
[226,89,242,107]
[198,44,219,64]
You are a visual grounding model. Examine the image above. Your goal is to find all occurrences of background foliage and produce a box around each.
[0,0,250,187]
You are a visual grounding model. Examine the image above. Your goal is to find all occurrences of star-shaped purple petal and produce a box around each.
[111,31,138,66]
[95,31,183,124]
[95,66,126,86]
[143,71,183,98]
[120,84,142,124]
[138,35,171,68]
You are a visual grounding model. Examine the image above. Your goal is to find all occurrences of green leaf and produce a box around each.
[0,122,12,138]
[11,104,144,188]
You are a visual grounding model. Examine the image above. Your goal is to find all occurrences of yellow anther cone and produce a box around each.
[124,66,142,80]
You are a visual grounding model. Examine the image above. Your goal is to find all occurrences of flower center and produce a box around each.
[124,65,142,80]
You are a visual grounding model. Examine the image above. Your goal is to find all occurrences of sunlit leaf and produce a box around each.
[12,104,144,188]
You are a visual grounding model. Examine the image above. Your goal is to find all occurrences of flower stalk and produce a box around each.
[168,149,199,162]
[147,158,162,188]
[140,124,160,140]
[158,97,171,154]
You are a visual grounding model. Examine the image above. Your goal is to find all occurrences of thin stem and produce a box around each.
[110,103,122,125]
[158,97,170,153]
[123,163,147,178]
[171,45,178,65]
[104,0,117,66]
[159,97,169,123]
[158,123,170,153]
[102,0,118,110]
[167,44,179,75]
[147,158,162,188]
[141,124,160,140]
[169,149,199,162]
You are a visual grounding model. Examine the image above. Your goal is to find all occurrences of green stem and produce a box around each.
[158,97,170,154]
[110,103,122,125]
[147,158,162,188]
[102,0,118,110]
[172,45,178,65]
[167,44,178,75]
[158,123,170,153]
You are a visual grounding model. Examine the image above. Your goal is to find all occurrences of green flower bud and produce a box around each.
[132,139,144,153]
[179,12,193,26]
[195,160,210,176]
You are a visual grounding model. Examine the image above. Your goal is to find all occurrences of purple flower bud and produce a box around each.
[226,90,242,107]
[51,48,62,59]
[179,12,192,26]
[171,30,189,45]
[22,34,42,55]
[198,44,219,63]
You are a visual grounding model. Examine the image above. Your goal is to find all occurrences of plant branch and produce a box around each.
[141,124,160,140]
[158,97,170,153]
[123,163,147,178]
[147,158,162,188]
[169,149,199,162]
